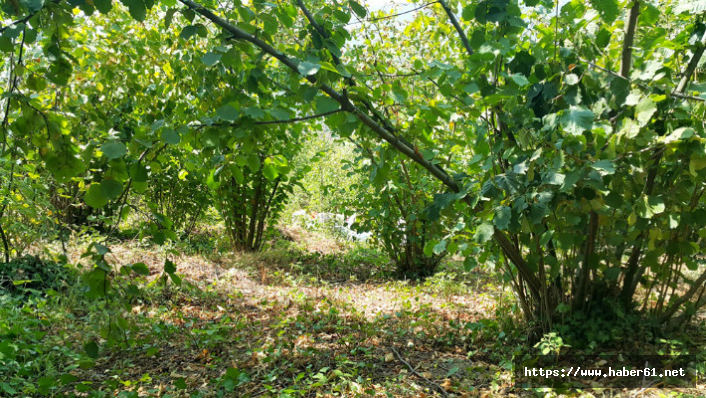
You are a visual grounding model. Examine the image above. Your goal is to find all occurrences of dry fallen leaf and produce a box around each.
[441,378,452,391]
[384,352,394,363]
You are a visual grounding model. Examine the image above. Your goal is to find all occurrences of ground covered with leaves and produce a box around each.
[2,236,706,398]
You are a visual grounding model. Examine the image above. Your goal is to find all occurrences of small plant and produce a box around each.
[534,332,570,358]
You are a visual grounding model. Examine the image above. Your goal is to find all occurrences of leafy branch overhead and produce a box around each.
[3,0,706,350]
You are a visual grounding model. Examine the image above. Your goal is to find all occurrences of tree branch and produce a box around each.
[438,0,473,57]
[675,29,706,94]
[195,109,343,130]
[345,1,439,26]
[179,0,457,189]
[390,346,449,398]
[620,0,640,78]
[659,269,706,323]
[0,12,35,34]
[295,0,342,65]
[259,109,343,124]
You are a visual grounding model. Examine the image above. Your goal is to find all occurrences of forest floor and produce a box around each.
[2,231,706,397]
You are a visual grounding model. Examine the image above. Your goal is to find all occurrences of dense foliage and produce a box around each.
[2,0,706,363]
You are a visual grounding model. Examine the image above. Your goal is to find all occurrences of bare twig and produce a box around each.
[344,1,439,26]
[391,345,449,398]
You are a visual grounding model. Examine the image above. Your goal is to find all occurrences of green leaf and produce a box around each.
[180,25,198,40]
[101,141,126,159]
[591,159,615,174]
[424,190,468,222]
[84,341,99,359]
[542,170,565,185]
[0,382,17,395]
[559,106,594,135]
[297,62,320,76]
[474,223,494,243]
[46,58,72,85]
[161,128,181,144]
[132,262,150,275]
[247,154,261,172]
[663,127,695,143]
[244,107,265,119]
[560,170,582,192]
[635,97,657,126]
[590,0,620,23]
[510,74,530,87]
[169,272,182,286]
[315,96,340,113]
[230,164,245,184]
[263,162,278,181]
[235,155,248,167]
[85,184,108,209]
[333,9,351,23]
[348,0,367,18]
[539,230,554,246]
[93,0,112,13]
[201,51,222,66]
[100,179,123,200]
[462,4,475,21]
[119,0,147,22]
[131,163,149,183]
[59,374,79,384]
[175,378,187,389]
[164,259,176,273]
[464,256,478,271]
[464,82,479,94]
[165,7,178,28]
[433,240,447,255]
[636,195,665,219]
[21,0,43,12]
[596,28,611,48]
[604,191,624,208]
[530,202,549,224]
[217,104,240,121]
[390,88,408,103]
[493,206,512,230]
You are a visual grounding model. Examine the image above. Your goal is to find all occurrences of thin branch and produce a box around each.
[437,0,473,57]
[108,145,166,235]
[675,29,706,94]
[196,108,343,130]
[390,346,449,398]
[620,1,640,78]
[358,71,423,78]
[296,0,342,65]
[0,0,61,34]
[578,58,706,102]
[0,12,35,34]
[344,1,438,26]
[296,0,403,135]
[257,108,343,124]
